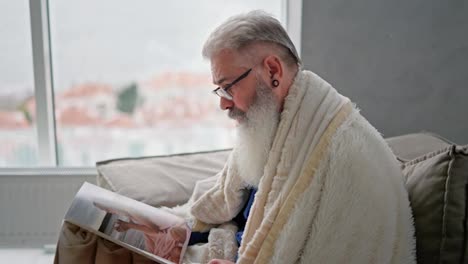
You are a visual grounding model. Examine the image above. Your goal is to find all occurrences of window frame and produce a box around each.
[30,0,58,167]
[0,0,302,172]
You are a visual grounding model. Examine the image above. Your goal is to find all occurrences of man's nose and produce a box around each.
[220,97,233,110]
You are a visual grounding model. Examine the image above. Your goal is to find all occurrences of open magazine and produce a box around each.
[63,182,191,264]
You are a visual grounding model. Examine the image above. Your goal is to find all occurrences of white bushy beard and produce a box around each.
[231,79,280,188]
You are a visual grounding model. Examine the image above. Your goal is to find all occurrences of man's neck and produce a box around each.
[278,67,300,112]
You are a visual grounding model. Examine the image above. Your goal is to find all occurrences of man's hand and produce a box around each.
[208,259,235,264]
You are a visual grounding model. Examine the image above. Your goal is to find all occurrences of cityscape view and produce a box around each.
[0,71,235,166]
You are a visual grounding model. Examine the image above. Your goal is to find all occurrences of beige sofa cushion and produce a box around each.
[96,149,230,207]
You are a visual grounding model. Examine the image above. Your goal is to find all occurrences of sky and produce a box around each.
[0,0,283,95]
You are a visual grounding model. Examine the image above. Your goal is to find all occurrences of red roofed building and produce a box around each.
[104,114,137,128]
[0,111,29,129]
[60,83,113,98]
[55,82,117,126]
[57,107,101,126]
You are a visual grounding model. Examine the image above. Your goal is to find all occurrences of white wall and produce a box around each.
[0,173,95,247]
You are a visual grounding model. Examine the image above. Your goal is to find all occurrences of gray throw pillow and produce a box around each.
[402,145,468,264]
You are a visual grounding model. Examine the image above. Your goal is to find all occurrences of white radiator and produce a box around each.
[0,169,96,247]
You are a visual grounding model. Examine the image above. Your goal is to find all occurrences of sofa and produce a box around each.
[55,132,468,264]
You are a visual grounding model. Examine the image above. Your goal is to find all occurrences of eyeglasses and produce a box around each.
[212,68,252,100]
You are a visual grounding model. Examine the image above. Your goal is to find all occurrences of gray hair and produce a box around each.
[202,10,301,68]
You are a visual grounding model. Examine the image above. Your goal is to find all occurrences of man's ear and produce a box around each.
[263,55,283,81]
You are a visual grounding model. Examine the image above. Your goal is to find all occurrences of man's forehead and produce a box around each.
[211,66,229,85]
[210,49,243,85]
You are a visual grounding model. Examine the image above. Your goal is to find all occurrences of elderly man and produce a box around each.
[179,10,416,264]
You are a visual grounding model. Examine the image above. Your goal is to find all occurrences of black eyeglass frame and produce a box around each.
[212,68,252,100]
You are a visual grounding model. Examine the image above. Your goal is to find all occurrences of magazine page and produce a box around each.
[64,182,191,264]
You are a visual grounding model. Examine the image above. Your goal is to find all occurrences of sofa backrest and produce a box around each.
[97,132,468,264]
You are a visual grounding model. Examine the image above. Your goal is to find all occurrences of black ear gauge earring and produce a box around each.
[272,79,279,87]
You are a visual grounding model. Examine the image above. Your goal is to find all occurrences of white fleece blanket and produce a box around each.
[181,70,416,264]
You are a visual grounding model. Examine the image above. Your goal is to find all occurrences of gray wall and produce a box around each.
[301,0,468,144]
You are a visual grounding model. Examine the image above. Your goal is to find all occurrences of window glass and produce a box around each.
[0,1,38,167]
[49,0,283,166]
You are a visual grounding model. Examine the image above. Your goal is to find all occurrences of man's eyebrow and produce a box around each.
[213,76,227,86]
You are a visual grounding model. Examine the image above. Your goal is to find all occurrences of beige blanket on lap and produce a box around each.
[187,70,416,264]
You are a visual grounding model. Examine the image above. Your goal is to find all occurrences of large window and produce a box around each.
[0,0,38,166]
[1,0,299,167]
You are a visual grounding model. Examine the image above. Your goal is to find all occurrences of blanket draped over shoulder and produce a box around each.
[186,70,416,264]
